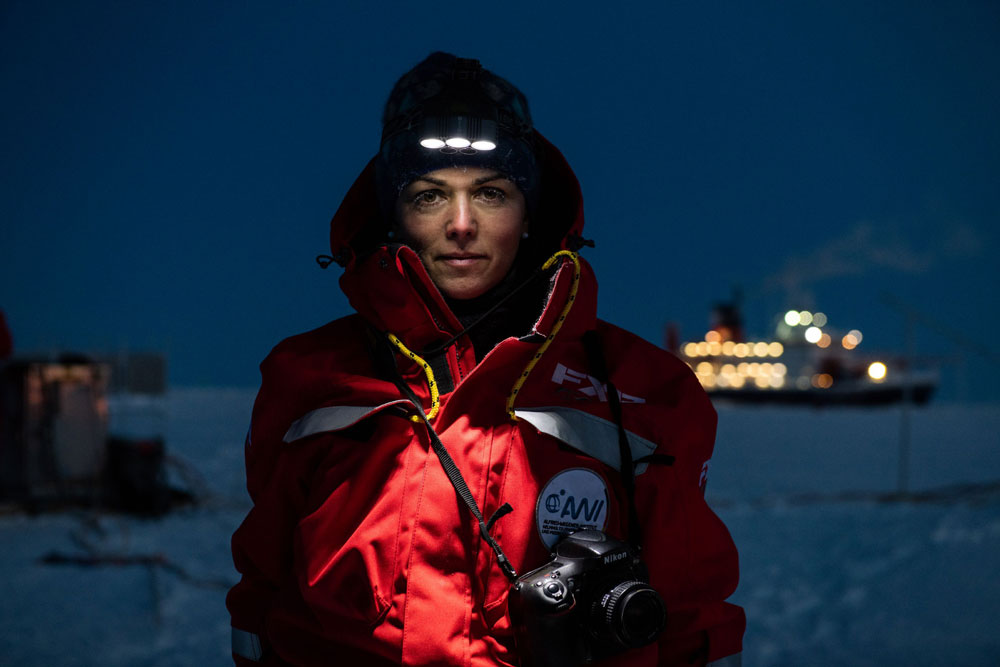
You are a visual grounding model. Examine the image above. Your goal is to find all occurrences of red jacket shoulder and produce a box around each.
[593,320,717,470]
[250,316,372,444]
[244,314,388,497]
[595,319,710,407]
[264,315,370,377]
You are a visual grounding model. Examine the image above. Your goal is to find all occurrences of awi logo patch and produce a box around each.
[535,468,610,549]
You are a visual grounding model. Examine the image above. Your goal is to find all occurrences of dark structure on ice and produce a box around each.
[0,352,189,515]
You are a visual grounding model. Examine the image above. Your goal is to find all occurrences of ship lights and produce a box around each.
[842,330,862,350]
[783,310,827,328]
[682,315,800,391]
[868,361,887,382]
[811,373,834,389]
[683,338,783,359]
[690,353,791,391]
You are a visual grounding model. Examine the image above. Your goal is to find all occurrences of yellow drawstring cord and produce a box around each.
[387,250,580,424]
[386,332,441,422]
[505,250,581,421]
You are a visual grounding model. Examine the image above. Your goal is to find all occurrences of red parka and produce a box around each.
[227,135,745,666]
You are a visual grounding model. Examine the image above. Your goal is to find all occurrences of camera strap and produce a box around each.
[408,388,519,582]
[376,332,519,583]
[582,330,643,550]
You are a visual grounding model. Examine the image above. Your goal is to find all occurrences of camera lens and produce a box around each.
[593,580,667,649]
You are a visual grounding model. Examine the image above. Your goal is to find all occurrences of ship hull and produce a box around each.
[709,380,935,407]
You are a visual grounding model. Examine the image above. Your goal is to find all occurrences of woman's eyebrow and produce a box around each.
[412,175,447,186]
[473,172,506,185]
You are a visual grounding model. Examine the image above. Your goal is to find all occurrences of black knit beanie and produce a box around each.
[374,52,540,224]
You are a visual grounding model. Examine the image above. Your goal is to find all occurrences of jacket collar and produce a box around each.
[340,241,597,355]
[339,244,463,353]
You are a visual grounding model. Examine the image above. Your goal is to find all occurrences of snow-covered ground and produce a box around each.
[0,389,252,667]
[710,403,1000,666]
[1,389,998,666]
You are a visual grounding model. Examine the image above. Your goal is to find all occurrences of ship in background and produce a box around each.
[670,298,937,406]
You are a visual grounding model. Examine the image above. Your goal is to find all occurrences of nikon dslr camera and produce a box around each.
[508,530,666,667]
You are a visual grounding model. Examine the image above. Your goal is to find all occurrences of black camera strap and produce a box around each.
[582,330,643,550]
[378,333,519,583]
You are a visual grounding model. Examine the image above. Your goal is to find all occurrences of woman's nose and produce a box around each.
[445,198,476,241]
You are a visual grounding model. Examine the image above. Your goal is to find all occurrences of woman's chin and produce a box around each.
[438,279,493,301]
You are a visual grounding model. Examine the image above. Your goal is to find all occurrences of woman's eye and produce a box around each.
[412,190,443,207]
[477,187,506,204]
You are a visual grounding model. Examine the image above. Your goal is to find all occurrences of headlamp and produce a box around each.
[381,58,525,156]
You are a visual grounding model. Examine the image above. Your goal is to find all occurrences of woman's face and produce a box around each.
[396,167,527,300]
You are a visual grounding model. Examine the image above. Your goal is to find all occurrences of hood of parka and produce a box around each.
[329,131,595,353]
[328,131,586,270]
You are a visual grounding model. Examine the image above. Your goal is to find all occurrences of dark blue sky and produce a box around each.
[2,2,998,399]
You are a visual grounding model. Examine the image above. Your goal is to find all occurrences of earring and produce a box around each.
[521,231,530,239]
[387,229,396,239]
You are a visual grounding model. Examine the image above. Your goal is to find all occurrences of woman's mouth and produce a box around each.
[439,254,486,267]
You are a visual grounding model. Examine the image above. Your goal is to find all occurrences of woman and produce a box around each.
[228,53,744,667]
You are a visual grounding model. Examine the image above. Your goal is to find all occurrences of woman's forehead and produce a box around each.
[406,167,511,189]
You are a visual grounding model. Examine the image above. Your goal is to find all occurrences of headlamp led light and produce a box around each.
[419,115,498,153]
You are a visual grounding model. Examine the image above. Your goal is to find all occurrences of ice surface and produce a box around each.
[1,389,998,666]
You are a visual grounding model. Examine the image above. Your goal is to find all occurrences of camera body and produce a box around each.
[508,530,667,667]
